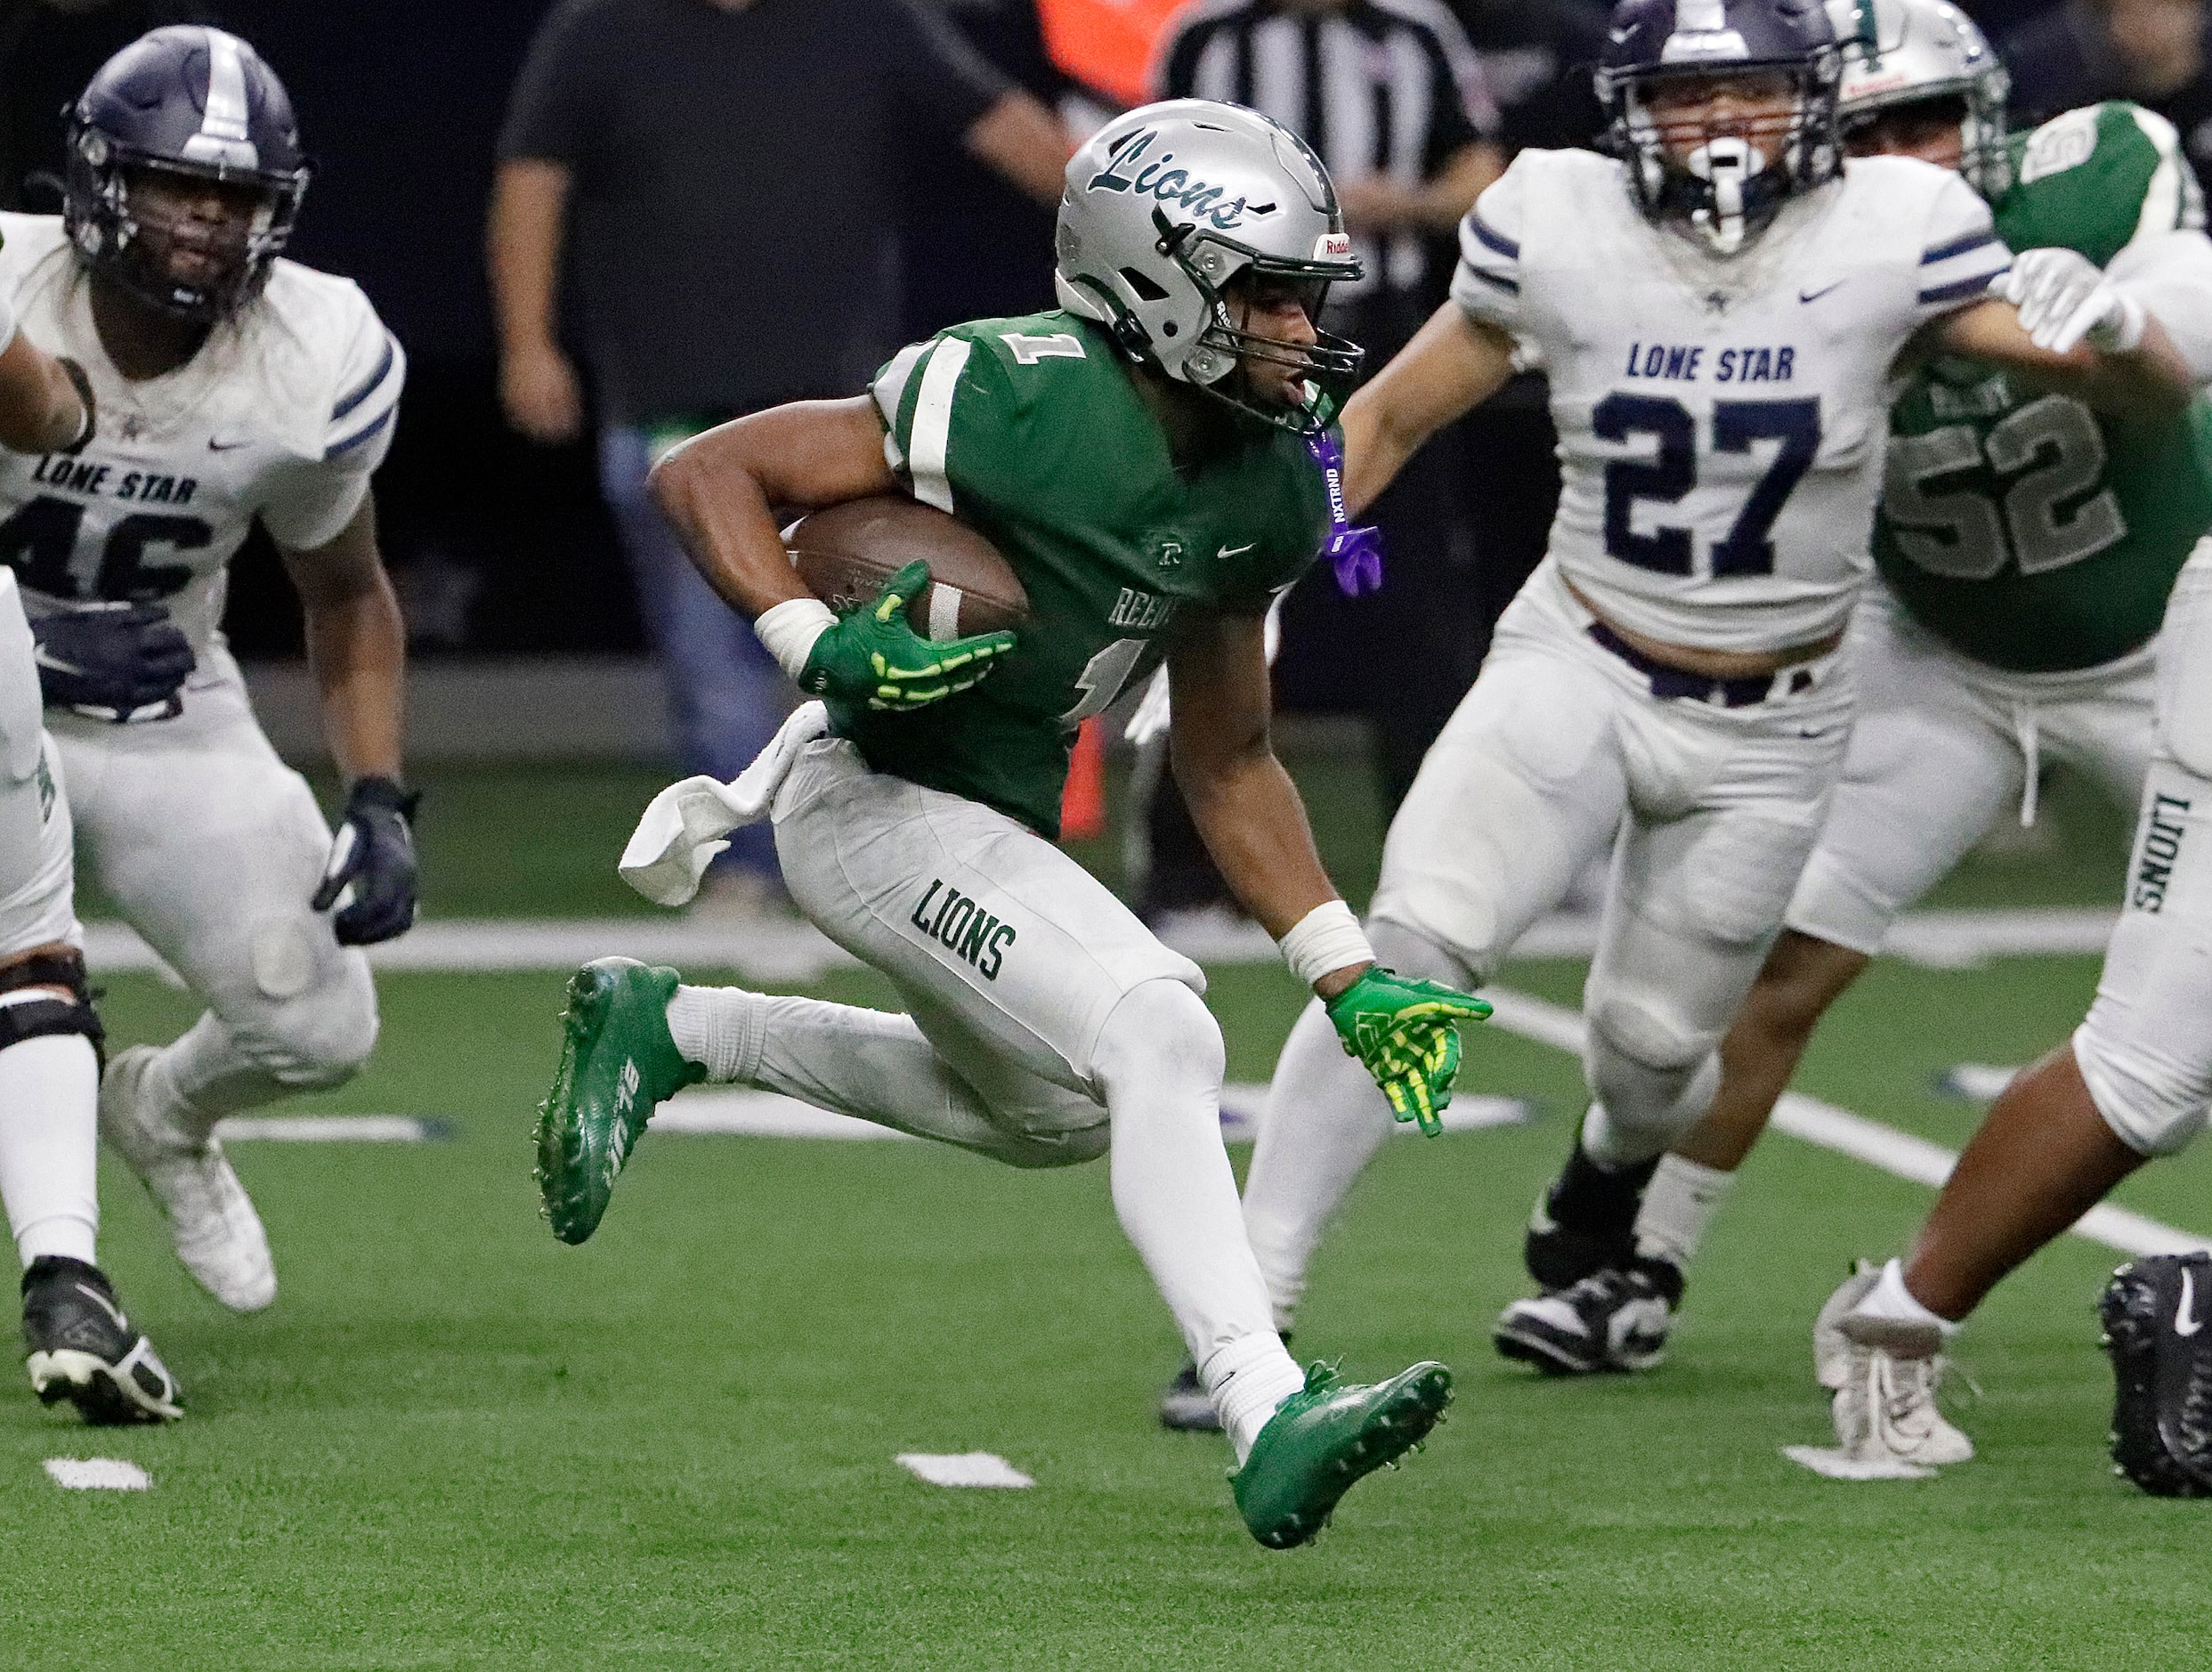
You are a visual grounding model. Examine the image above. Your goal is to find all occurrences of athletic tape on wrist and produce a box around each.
[754,597,839,685]
[2097,291,2149,354]
[1278,900,1373,988]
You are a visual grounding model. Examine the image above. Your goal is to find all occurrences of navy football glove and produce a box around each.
[31,603,195,723]
[312,776,420,946]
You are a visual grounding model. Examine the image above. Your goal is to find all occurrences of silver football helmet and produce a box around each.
[1055,99,1363,434]
[1827,0,2011,196]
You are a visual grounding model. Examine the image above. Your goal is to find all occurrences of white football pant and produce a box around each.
[52,646,376,1132]
[1787,588,2156,956]
[1244,559,1851,1327]
[2077,545,2212,1155]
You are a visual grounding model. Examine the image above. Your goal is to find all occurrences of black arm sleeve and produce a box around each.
[496,0,612,169]
[886,0,1017,134]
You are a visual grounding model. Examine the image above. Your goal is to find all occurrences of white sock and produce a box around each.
[1096,978,1291,1453]
[667,984,1046,1156]
[1242,920,1473,1335]
[1859,1257,1961,1341]
[0,1035,99,1267]
[151,1011,288,1139]
[665,984,758,1082]
[1633,1154,1737,1269]
[1203,1331,1308,1463]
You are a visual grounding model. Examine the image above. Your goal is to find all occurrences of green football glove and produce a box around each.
[1325,964,1492,1138]
[798,560,1017,712]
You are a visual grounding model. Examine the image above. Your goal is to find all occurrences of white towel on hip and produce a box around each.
[618,701,831,905]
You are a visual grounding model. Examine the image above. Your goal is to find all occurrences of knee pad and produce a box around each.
[239,968,379,1092]
[1585,994,1717,1142]
[0,946,103,1066]
[2074,1018,2211,1157]
[1095,978,1224,1097]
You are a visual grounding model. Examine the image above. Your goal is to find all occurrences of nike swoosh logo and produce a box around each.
[71,1281,127,1330]
[207,436,250,451]
[2179,1268,2202,1336]
[1217,542,1258,559]
[1799,281,1845,304]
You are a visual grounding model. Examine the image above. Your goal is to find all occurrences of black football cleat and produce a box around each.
[22,1256,181,1424]
[1157,1361,1222,1431]
[2100,1253,2212,1497]
[1522,1142,1658,1291]
[1495,1258,1685,1376]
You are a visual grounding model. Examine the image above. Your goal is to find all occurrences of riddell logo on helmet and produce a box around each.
[1087,130,1254,230]
[1315,232,1352,260]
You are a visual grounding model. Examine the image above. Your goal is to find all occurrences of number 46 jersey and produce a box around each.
[0,213,404,669]
[1453,148,2008,653]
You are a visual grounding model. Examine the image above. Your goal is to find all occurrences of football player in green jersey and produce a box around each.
[531,101,1491,1548]
[1506,0,2212,1391]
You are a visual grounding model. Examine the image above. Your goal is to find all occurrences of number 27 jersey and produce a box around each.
[1452,150,2010,653]
[0,214,404,671]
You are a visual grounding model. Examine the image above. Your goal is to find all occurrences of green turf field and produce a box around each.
[7,753,2200,1670]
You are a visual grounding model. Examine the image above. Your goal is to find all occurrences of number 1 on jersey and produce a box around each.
[1595,393,1821,578]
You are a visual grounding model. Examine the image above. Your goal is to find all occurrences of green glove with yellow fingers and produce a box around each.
[796,561,1016,712]
[1325,965,1493,1137]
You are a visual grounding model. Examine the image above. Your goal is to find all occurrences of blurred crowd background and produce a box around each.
[0,0,2184,902]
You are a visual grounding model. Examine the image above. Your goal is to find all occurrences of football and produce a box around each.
[784,494,1029,641]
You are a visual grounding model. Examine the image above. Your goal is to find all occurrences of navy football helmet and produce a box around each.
[1597,0,1843,254]
[64,27,311,322]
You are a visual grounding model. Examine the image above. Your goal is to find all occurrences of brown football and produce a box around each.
[784,495,1029,641]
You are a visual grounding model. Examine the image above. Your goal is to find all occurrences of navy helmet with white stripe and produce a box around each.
[1598,0,1843,253]
[64,26,311,323]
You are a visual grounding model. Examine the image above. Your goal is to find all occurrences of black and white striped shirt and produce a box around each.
[1155,0,1498,297]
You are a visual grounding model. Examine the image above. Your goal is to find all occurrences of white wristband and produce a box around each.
[1278,900,1374,988]
[754,597,839,685]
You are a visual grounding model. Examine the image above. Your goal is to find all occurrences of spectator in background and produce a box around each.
[902,0,1069,337]
[489,0,1069,916]
[1137,0,1503,930]
[2004,0,2212,176]
[0,0,207,209]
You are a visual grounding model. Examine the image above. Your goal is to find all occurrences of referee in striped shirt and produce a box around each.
[1130,0,1505,947]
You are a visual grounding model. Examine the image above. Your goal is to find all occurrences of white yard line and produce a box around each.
[77,905,2126,985]
[1482,988,2211,1260]
[44,1458,150,1490]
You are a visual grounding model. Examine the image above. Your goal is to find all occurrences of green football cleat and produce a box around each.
[1230,1359,1453,1549]
[534,957,703,1245]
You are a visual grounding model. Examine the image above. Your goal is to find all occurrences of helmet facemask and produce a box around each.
[65,129,307,324]
[1610,57,1843,253]
[1152,212,1364,434]
[1837,85,2010,198]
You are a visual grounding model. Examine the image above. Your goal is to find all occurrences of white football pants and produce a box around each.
[1244,560,1852,1327]
[1787,588,2156,955]
[2077,545,2212,1155]
[53,646,376,1130]
[717,736,1289,1372]
[0,571,98,1267]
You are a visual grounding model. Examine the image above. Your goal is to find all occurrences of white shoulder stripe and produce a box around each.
[2132,106,2187,245]
[908,337,971,515]
[872,339,931,471]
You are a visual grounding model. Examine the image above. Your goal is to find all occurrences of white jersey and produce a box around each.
[1451,150,2010,653]
[0,213,404,670]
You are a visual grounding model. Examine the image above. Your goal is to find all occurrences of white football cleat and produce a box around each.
[1815,1263,1973,1467]
[99,1044,276,1312]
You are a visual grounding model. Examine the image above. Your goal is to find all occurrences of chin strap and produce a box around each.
[1688,136,1762,255]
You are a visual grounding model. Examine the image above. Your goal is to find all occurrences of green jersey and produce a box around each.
[859,312,1327,837]
[1876,101,2212,672]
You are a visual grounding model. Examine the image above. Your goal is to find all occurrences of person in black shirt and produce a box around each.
[489,0,1069,913]
[2004,0,2212,179]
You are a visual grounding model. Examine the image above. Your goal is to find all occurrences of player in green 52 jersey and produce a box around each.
[1523,0,2212,1393]
[531,101,1492,1548]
